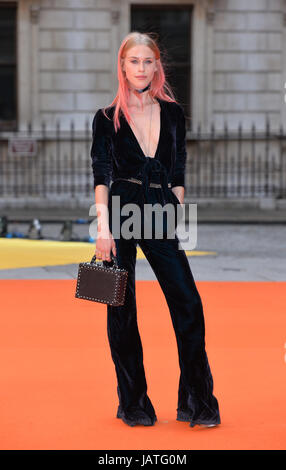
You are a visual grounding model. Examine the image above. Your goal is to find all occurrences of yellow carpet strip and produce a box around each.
[0,239,217,270]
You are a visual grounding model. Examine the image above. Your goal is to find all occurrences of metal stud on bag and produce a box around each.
[75,251,128,306]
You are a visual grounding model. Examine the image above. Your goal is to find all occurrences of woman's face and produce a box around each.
[122,44,158,91]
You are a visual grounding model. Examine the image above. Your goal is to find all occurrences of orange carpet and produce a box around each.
[0,280,285,450]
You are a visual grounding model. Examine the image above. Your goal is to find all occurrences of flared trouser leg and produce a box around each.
[138,235,221,427]
[107,236,157,425]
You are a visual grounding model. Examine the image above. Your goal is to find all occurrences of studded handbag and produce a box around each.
[75,252,128,306]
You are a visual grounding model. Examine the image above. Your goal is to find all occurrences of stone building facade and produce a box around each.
[1,0,285,132]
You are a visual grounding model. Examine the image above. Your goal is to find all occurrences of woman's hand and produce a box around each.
[95,229,116,262]
[171,186,184,207]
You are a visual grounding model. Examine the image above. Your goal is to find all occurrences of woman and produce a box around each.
[90,32,221,429]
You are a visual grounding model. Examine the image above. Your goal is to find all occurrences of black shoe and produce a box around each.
[190,421,220,428]
[116,405,157,427]
[177,409,220,428]
[197,423,219,428]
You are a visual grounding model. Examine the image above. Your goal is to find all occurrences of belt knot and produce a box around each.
[140,157,169,203]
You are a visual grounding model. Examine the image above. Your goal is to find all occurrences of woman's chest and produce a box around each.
[110,106,177,171]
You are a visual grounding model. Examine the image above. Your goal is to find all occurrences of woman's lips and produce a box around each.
[136,76,147,79]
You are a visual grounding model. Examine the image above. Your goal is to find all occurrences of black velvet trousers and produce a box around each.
[106,180,221,427]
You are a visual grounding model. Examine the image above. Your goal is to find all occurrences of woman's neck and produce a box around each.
[127,89,156,108]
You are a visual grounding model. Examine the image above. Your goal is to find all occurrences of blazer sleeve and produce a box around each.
[90,108,112,189]
[171,104,187,188]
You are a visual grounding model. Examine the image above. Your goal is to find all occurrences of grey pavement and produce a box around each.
[2,204,286,224]
[0,220,285,281]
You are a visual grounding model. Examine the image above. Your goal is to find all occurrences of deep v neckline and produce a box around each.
[125,98,162,159]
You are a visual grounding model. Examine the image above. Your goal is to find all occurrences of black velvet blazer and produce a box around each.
[90,97,187,193]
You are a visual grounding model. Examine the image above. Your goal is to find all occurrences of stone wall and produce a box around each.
[212,0,285,130]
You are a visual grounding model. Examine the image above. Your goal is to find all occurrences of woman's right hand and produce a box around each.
[95,230,117,262]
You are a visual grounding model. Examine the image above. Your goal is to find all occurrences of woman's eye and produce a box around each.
[130,60,153,64]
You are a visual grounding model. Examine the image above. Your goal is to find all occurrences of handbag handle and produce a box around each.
[90,252,118,268]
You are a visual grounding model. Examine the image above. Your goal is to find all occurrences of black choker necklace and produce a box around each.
[134,82,151,94]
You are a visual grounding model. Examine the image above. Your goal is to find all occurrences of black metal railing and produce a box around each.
[0,117,285,201]
[186,118,286,199]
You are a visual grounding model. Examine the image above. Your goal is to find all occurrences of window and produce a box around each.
[131,4,191,126]
[0,3,17,130]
